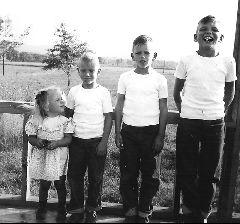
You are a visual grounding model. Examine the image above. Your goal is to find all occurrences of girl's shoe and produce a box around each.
[56,208,67,222]
[35,206,47,220]
[85,211,97,223]
[68,213,85,223]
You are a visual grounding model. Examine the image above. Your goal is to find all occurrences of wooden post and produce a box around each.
[217,1,240,221]
[21,114,30,201]
[2,53,5,76]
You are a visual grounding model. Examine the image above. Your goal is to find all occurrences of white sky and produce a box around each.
[0,0,238,60]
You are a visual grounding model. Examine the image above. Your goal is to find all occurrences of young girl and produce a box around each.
[25,86,74,222]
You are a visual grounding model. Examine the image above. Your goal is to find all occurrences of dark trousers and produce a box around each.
[176,118,225,214]
[67,137,106,212]
[120,123,160,215]
[39,175,67,209]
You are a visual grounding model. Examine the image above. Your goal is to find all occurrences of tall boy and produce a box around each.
[115,35,168,223]
[173,15,237,223]
[65,52,113,223]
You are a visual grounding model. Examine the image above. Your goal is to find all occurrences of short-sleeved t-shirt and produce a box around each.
[174,52,237,120]
[117,69,168,127]
[66,84,113,139]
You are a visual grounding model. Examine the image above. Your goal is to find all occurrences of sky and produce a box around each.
[0,0,238,60]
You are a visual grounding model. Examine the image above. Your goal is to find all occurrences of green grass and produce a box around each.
[0,62,222,209]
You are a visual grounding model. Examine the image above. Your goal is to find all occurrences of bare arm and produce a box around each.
[46,133,72,150]
[173,78,185,112]
[115,93,125,149]
[224,81,235,113]
[64,107,74,118]
[97,112,113,156]
[153,98,168,156]
[28,135,45,148]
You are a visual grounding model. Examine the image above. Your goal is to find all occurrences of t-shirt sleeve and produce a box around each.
[225,57,237,82]
[63,118,75,134]
[174,58,187,79]
[25,115,39,135]
[66,88,75,109]
[102,89,113,113]
[158,76,168,99]
[117,73,126,95]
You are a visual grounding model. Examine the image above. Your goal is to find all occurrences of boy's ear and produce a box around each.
[219,34,224,42]
[131,53,134,60]
[97,68,101,74]
[194,34,198,42]
[153,52,157,60]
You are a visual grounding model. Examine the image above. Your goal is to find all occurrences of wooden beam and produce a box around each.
[217,1,240,221]
[21,114,31,202]
[0,101,34,114]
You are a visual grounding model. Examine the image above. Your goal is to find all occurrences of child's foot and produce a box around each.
[35,207,47,220]
[123,215,138,223]
[67,213,84,223]
[85,211,97,223]
[137,216,150,223]
[56,208,67,222]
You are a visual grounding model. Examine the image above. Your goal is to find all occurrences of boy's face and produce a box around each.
[77,60,100,87]
[194,20,224,49]
[47,89,66,114]
[132,43,157,69]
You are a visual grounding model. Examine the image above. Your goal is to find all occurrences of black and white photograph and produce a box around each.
[0,0,239,223]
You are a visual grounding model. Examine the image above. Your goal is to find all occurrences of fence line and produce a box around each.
[0,100,238,220]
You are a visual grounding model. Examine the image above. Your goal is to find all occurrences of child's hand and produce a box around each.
[16,104,34,114]
[96,141,107,156]
[36,138,47,149]
[152,136,164,156]
[45,141,59,151]
[115,133,124,149]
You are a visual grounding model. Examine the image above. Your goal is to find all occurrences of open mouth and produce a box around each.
[203,36,214,43]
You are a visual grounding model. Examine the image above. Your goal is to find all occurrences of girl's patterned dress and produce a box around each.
[25,114,74,181]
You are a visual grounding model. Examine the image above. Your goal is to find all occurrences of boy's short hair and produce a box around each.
[77,51,100,69]
[198,15,216,25]
[196,15,224,36]
[132,35,153,49]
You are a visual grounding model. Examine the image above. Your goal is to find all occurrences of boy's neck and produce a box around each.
[134,66,151,75]
[197,47,219,57]
[82,82,98,89]
[46,112,59,118]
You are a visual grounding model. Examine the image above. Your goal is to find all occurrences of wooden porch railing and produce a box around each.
[1,100,240,221]
[0,101,180,212]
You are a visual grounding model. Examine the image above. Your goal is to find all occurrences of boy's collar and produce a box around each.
[196,50,220,58]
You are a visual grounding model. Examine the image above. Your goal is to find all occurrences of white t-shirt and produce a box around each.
[117,69,168,127]
[174,52,237,120]
[66,84,113,139]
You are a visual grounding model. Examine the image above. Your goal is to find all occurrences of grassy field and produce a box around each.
[0,63,238,210]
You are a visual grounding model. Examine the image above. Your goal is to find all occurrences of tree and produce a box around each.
[0,17,30,75]
[43,23,88,87]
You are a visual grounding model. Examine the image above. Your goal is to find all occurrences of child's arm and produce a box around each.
[114,93,125,149]
[96,112,113,156]
[64,106,74,118]
[153,98,168,156]
[45,133,72,150]
[28,135,47,149]
[173,78,185,112]
[224,81,235,114]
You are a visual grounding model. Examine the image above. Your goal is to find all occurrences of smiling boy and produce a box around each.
[173,15,237,223]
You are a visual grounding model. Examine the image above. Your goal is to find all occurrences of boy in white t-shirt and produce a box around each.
[173,15,237,223]
[115,35,168,223]
[65,52,113,223]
